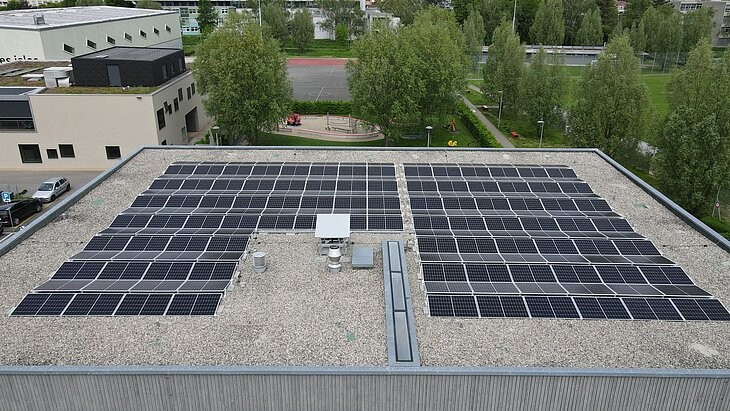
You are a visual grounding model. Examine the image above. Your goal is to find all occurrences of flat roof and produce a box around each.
[0,6,175,30]
[0,148,728,369]
[74,46,181,62]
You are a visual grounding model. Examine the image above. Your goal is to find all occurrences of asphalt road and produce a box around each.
[288,58,351,102]
[0,169,103,235]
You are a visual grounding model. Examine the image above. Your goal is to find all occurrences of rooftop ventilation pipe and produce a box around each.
[252,251,267,273]
[327,246,342,273]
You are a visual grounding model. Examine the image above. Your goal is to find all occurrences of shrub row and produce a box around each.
[701,216,730,240]
[457,103,500,148]
[291,100,352,116]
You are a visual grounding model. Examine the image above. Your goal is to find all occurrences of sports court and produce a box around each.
[288,58,350,102]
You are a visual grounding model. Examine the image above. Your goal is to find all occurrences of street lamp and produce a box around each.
[537,120,544,148]
[512,0,517,31]
[426,125,433,148]
[212,125,220,146]
[497,91,503,129]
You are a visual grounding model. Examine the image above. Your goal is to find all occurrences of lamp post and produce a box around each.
[258,0,263,38]
[537,120,544,148]
[512,0,517,31]
[212,125,220,146]
[426,125,433,148]
[497,91,503,129]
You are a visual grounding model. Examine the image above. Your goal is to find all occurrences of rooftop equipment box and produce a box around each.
[71,47,185,87]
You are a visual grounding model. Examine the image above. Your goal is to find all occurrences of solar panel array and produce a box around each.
[12,162,403,317]
[408,164,730,321]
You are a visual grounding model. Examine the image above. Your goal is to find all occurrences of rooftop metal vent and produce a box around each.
[252,251,266,273]
[327,246,342,273]
[33,15,45,25]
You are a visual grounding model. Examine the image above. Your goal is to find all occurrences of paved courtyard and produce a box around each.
[288,58,350,102]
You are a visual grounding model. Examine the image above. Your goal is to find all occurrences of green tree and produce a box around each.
[376,0,424,26]
[569,35,650,159]
[628,20,647,53]
[519,47,566,127]
[575,8,603,46]
[105,0,134,6]
[348,27,420,144]
[453,0,480,24]
[197,0,219,37]
[194,12,292,145]
[564,0,597,45]
[335,23,349,46]
[483,20,525,109]
[463,8,486,72]
[261,2,289,43]
[596,0,618,39]
[291,8,315,52]
[530,0,565,45]
[642,6,682,69]
[135,0,162,10]
[623,0,651,29]
[481,0,514,43]
[319,0,366,39]
[2,0,30,9]
[682,8,713,52]
[75,0,104,5]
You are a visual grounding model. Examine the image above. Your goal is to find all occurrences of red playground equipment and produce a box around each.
[286,112,302,126]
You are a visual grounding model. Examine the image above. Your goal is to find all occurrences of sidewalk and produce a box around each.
[461,94,514,149]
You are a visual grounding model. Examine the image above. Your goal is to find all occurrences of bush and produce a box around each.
[458,103,500,148]
[701,216,730,240]
[291,100,352,115]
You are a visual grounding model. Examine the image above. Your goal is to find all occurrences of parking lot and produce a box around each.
[288,58,350,101]
[0,170,102,237]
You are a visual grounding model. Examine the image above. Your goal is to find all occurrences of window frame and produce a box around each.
[58,144,75,158]
[46,148,58,159]
[107,35,116,45]
[63,43,75,54]
[105,146,122,160]
[157,108,166,130]
[18,144,42,164]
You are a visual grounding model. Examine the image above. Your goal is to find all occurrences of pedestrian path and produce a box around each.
[461,95,514,149]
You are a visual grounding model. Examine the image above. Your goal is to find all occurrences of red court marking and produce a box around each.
[288,58,348,66]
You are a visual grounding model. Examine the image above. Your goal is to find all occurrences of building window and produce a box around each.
[58,144,75,158]
[165,25,171,33]
[105,146,121,159]
[178,87,183,101]
[187,86,191,99]
[124,32,132,42]
[161,140,167,145]
[86,39,97,49]
[0,118,34,130]
[19,144,42,164]
[157,108,166,130]
[162,64,168,80]
[107,36,116,45]
[140,30,147,39]
[174,98,179,111]
[191,82,196,95]
[46,149,58,159]
[154,27,160,35]
[63,43,74,54]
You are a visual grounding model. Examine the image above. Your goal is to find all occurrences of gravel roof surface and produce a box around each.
[0,148,728,368]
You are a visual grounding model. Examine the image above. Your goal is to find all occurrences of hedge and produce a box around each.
[291,100,352,116]
[457,103,500,148]
[701,216,730,240]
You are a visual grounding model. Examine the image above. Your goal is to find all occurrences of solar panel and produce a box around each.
[408,164,728,322]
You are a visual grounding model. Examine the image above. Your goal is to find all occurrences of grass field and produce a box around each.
[257,133,384,147]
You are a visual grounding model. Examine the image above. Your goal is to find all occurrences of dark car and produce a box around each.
[0,199,42,227]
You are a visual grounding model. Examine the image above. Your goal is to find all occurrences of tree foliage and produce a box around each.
[575,8,603,46]
[682,8,713,52]
[105,0,135,7]
[596,0,618,39]
[530,0,565,45]
[483,20,525,109]
[75,0,104,6]
[569,35,650,159]
[563,0,597,45]
[194,12,292,145]
[197,0,219,37]
[628,20,647,53]
[319,0,366,38]
[519,47,566,127]
[462,8,486,71]
[135,0,162,10]
[348,8,467,143]
[261,2,289,43]
[376,0,424,25]
[291,8,315,52]
[1,0,30,9]
[623,0,651,29]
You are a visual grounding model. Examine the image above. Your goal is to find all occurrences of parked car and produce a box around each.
[32,177,70,203]
[0,199,42,227]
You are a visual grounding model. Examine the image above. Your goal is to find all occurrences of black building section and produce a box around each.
[71,47,186,87]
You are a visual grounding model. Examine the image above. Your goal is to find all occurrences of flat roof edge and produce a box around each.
[0,365,728,378]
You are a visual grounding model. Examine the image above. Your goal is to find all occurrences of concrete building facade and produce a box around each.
[0,6,182,64]
[0,71,209,170]
[672,0,730,47]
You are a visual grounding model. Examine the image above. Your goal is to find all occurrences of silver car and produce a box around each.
[32,177,70,203]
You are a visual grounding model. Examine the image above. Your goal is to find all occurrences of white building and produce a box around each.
[0,6,182,64]
[0,50,210,170]
[672,0,730,47]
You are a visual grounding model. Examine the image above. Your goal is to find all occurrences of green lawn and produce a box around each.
[397,117,481,148]
[641,74,670,120]
[283,48,353,58]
